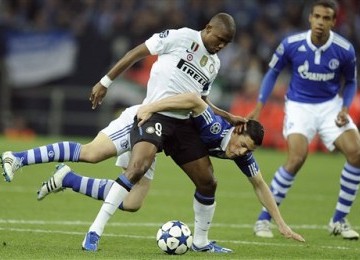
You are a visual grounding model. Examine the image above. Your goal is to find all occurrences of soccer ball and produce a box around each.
[156,220,193,255]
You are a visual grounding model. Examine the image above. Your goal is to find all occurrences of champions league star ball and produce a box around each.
[156,220,193,255]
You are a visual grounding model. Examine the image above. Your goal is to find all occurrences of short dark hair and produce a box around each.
[244,119,264,146]
[311,0,338,18]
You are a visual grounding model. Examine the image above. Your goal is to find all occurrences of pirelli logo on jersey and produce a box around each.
[177,59,210,86]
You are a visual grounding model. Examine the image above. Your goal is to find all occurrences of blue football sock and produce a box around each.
[12,142,81,165]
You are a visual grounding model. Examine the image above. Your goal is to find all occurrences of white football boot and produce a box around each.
[37,163,70,200]
[1,151,22,182]
[328,218,359,240]
[254,220,274,238]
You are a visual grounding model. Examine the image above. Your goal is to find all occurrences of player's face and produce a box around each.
[203,24,233,54]
[309,5,336,41]
[225,134,256,159]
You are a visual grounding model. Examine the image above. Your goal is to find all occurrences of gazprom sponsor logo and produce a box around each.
[298,61,335,81]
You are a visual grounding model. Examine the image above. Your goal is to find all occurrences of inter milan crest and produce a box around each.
[146,126,155,134]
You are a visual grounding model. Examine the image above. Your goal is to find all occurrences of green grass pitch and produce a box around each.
[0,136,359,259]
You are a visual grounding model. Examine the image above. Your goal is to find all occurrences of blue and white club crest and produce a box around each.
[120,140,129,149]
[329,59,339,70]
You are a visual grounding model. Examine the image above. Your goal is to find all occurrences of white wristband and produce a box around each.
[100,75,113,88]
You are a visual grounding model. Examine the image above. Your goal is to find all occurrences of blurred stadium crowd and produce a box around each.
[1,0,359,92]
[0,0,359,140]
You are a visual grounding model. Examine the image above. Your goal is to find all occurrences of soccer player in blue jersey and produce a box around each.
[35,93,304,245]
[248,0,360,240]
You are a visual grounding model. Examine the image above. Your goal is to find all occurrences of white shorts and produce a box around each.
[100,105,156,180]
[115,152,155,180]
[100,105,139,155]
[284,95,357,151]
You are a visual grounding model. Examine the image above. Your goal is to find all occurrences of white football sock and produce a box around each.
[89,182,129,236]
[192,198,216,247]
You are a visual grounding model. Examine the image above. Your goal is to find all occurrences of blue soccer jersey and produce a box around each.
[263,30,356,105]
[193,106,260,177]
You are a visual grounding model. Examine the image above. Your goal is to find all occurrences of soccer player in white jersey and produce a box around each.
[81,12,244,252]
[1,93,305,252]
[2,13,243,252]
[248,0,360,240]
[35,93,304,244]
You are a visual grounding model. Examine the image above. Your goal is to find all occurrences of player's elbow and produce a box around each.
[187,93,207,115]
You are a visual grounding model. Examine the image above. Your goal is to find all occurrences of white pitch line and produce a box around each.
[0,219,359,230]
[0,226,359,252]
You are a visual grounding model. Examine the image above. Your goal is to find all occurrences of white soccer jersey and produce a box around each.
[143,27,221,119]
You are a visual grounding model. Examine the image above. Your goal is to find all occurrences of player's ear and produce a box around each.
[331,18,336,28]
[205,24,212,34]
[234,124,244,135]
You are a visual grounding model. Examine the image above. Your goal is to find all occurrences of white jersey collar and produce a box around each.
[220,127,235,151]
[306,30,334,52]
[198,31,213,55]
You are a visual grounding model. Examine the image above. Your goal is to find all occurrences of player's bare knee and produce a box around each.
[79,151,101,163]
[77,144,97,162]
[210,178,217,190]
[126,163,151,183]
[286,155,306,172]
[197,178,217,195]
[346,149,360,167]
[122,205,141,212]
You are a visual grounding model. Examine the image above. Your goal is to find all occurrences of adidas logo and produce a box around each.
[298,45,306,52]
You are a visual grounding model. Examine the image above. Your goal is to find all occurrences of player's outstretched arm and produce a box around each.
[136,93,207,126]
[248,173,305,242]
[90,43,151,109]
[204,97,247,125]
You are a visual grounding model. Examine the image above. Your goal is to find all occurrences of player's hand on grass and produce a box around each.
[89,83,108,109]
[280,225,305,242]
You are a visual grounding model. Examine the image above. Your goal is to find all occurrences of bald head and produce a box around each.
[209,13,236,41]
[202,13,236,54]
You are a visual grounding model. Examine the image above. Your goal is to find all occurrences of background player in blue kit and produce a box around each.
[36,92,304,244]
[248,0,360,240]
